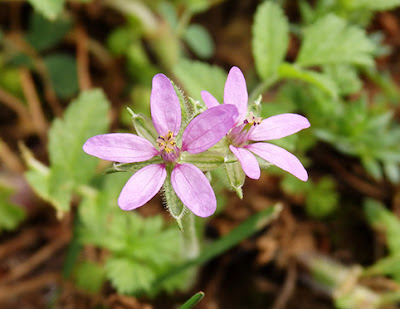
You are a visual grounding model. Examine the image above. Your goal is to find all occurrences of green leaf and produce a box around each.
[44,54,78,99]
[347,0,400,11]
[22,143,54,207]
[106,27,134,56]
[77,174,189,295]
[126,43,160,85]
[296,14,374,67]
[26,12,72,52]
[364,254,400,278]
[0,185,26,232]
[179,291,205,309]
[158,2,178,30]
[46,89,110,214]
[184,24,214,59]
[305,177,338,218]
[49,89,110,185]
[173,60,227,102]
[27,0,64,20]
[252,1,289,80]
[323,64,362,96]
[364,199,400,255]
[105,257,156,294]
[384,161,400,184]
[74,261,105,293]
[361,157,383,180]
[78,173,131,247]
[278,62,338,99]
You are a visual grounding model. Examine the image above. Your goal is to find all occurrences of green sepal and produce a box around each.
[188,96,206,114]
[224,158,245,199]
[130,111,159,147]
[163,172,186,229]
[171,81,195,126]
[180,151,225,172]
[248,95,262,117]
[105,156,163,174]
[256,155,272,170]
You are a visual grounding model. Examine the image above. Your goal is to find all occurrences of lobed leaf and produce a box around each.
[105,257,155,294]
[252,1,289,80]
[73,261,106,293]
[32,89,111,214]
[296,14,374,67]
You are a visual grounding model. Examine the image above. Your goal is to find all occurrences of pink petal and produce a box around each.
[182,104,238,154]
[249,113,310,141]
[201,90,220,109]
[150,73,181,136]
[229,145,260,179]
[224,66,248,123]
[246,142,308,181]
[171,163,216,217]
[83,133,159,163]
[118,164,166,210]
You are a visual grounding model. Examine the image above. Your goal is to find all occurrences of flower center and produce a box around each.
[243,112,262,127]
[228,112,263,147]
[157,130,177,154]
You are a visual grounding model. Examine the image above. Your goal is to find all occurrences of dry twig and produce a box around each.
[0,138,25,172]
[1,233,70,283]
[19,68,48,142]
[0,272,61,302]
[76,26,92,90]
[0,227,40,260]
[271,261,298,309]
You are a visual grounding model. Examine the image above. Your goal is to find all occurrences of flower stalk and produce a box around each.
[180,211,200,259]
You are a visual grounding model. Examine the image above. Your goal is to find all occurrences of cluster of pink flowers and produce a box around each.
[83,67,310,218]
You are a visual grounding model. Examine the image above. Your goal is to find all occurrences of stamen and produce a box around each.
[157,130,177,154]
[243,112,262,126]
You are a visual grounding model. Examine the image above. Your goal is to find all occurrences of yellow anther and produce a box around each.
[156,130,177,154]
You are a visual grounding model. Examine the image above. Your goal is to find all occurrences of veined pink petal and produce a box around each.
[150,73,181,136]
[229,145,260,179]
[224,66,248,123]
[118,164,166,210]
[246,142,308,181]
[181,105,238,154]
[171,163,216,217]
[249,113,310,141]
[201,90,220,109]
[83,133,159,163]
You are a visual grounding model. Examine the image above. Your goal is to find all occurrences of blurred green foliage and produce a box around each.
[0,0,399,306]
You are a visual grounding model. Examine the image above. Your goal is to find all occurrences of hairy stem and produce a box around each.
[180,211,199,259]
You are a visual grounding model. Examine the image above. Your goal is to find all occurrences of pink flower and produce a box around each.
[83,73,238,217]
[201,66,310,181]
